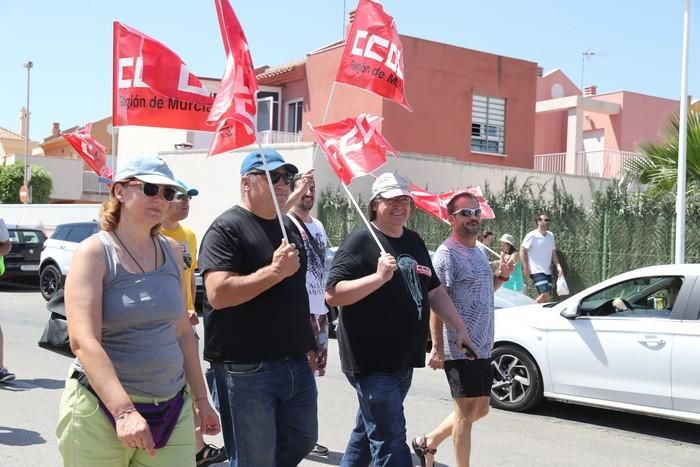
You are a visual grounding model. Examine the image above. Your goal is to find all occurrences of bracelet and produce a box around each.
[496,275,510,282]
[114,407,137,421]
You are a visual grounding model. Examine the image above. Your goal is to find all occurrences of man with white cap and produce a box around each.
[199,148,318,467]
[326,172,477,467]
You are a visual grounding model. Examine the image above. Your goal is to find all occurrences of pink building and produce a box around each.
[534,68,679,178]
[255,33,538,169]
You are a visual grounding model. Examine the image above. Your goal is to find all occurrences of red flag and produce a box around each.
[113,22,214,130]
[410,184,495,221]
[309,114,398,185]
[62,123,113,182]
[336,0,411,111]
[207,0,258,156]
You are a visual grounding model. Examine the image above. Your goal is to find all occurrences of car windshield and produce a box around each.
[9,229,45,244]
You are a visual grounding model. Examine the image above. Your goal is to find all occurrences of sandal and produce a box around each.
[196,443,228,466]
[411,435,437,467]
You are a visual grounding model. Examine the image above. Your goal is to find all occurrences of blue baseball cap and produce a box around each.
[176,179,199,197]
[239,148,299,176]
[114,155,185,192]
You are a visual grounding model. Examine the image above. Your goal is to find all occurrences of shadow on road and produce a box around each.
[302,451,448,466]
[0,426,47,446]
[523,400,700,445]
[0,378,66,391]
[0,280,39,292]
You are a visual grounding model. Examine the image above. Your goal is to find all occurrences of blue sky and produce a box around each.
[0,0,697,141]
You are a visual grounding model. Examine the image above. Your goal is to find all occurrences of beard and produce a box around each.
[457,221,480,237]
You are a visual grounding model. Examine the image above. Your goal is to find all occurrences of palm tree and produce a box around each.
[626,111,700,195]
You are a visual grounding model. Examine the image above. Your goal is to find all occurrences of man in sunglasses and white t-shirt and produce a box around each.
[520,213,564,303]
[199,149,318,466]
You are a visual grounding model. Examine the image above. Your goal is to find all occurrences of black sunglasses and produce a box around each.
[247,171,294,185]
[125,181,177,201]
[541,218,551,222]
[452,207,482,218]
[175,193,193,201]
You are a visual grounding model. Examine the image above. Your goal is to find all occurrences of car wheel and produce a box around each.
[490,345,543,412]
[40,264,63,301]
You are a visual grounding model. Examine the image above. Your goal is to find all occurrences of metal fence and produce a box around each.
[319,184,698,299]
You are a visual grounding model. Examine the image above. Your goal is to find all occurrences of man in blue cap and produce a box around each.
[161,181,228,466]
[199,148,318,467]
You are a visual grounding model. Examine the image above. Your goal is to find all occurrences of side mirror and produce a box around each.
[560,305,579,319]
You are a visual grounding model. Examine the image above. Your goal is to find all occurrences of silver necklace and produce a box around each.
[113,231,156,273]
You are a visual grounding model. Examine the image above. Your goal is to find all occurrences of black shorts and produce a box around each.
[443,358,493,398]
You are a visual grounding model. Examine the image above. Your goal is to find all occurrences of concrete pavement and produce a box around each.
[1,284,700,466]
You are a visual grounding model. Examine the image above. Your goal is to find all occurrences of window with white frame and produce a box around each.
[257,89,280,132]
[471,95,505,155]
[286,99,303,134]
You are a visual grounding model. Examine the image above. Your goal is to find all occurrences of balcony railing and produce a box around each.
[534,150,643,179]
[82,171,109,194]
[534,153,566,173]
[256,130,303,145]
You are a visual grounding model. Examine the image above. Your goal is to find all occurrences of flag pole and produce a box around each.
[257,143,290,243]
[311,81,338,167]
[339,182,386,254]
[675,0,691,264]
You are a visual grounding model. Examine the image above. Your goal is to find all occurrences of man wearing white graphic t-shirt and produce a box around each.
[520,213,564,303]
[288,172,331,457]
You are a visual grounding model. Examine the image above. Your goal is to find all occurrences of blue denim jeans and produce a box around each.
[341,369,414,467]
[212,357,318,467]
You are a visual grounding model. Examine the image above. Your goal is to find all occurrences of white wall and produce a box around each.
[158,144,615,242]
[1,204,101,234]
[158,143,315,241]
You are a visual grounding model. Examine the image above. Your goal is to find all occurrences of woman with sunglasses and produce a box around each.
[57,155,220,467]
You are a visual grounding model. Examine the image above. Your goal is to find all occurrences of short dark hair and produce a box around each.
[368,197,379,221]
[447,192,478,215]
[482,230,493,239]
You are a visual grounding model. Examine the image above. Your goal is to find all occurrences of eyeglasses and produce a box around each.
[378,196,412,205]
[247,171,294,185]
[541,218,551,222]
[452,207,482,218]
[175,193,193,201]
[125,181,177,201]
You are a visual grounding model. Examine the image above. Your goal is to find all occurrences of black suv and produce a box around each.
[1,225,47,282]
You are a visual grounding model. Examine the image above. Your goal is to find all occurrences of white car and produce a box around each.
[39,222,99,300]
[491,264,700,424]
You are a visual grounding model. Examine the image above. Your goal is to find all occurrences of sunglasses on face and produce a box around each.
[247,171,294,185]
[541,218,551,223]
[452,207,482,218]
[125,181,177,201]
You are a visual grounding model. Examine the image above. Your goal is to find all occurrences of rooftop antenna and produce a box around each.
[580,50,596,92]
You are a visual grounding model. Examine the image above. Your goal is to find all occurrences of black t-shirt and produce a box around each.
[326,225,440,375]
[198,206,315,363]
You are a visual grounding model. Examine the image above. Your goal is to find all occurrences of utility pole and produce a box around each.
[580,50,596,91]
[675,0,691,264]
[23,60,33,204]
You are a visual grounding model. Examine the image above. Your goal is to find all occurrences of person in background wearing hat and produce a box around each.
[57,155,220,466]
[199,148,318,467]
[161,181,227,466]
[412,191,515,467]
[326,172,477,467]
[498,234,526,294]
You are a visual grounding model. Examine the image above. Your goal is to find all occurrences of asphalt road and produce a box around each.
[1,282,700,467]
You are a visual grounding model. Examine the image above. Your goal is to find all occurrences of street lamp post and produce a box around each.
[23,60,33,204]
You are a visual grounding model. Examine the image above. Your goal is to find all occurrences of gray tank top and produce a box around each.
[75,231,186,397]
